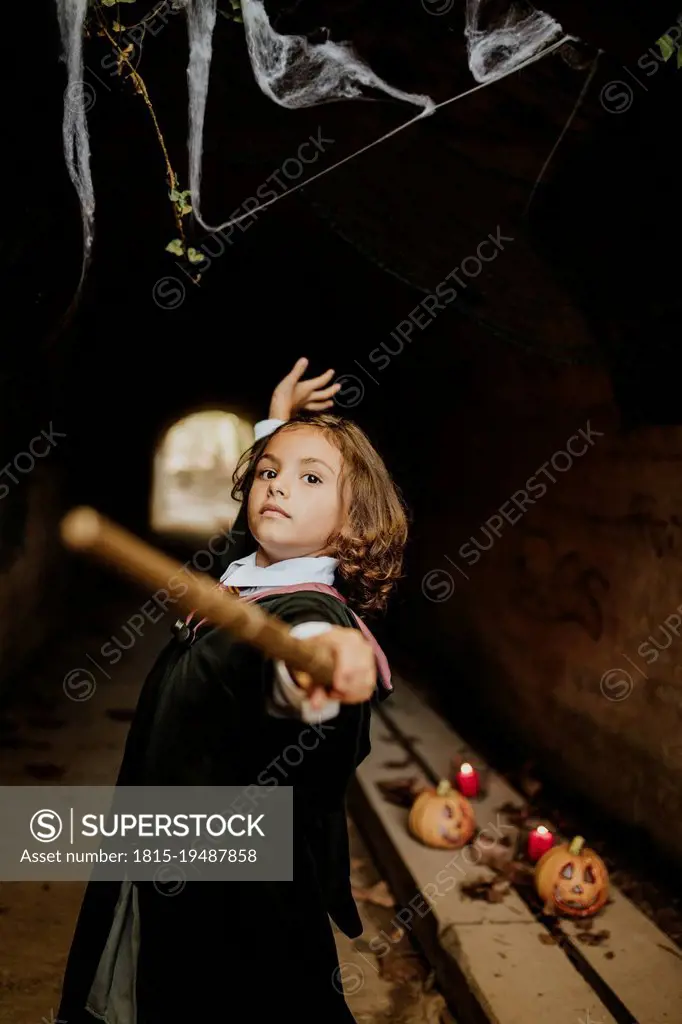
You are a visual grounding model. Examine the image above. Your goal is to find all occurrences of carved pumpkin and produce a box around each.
[535,835,609,917]
[408,779,476,849]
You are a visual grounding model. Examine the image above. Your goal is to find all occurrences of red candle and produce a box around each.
[455,762,479,797]
[527,825,554,862]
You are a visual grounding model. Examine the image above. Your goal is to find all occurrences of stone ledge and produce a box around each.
[350,673,681,1024]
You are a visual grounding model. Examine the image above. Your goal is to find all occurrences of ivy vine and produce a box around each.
[657,32,682,66]
[83,0,242,275]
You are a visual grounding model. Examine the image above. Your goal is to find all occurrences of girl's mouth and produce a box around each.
[260,505,291,519]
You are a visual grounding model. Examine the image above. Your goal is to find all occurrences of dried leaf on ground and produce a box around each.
[382,754,414,769]
[376,777,424,807]
[477,840,516,874]
[506,860,535,885]
[495,801,530,826]
[460,878,511,903]
[575,929,610,946]
[377,951,426,984]
[351,880,396,908]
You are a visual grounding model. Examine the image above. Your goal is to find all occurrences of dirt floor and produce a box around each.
[0,582,454,1024]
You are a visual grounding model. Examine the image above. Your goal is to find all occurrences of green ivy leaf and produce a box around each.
[170,189,192,209]
[658,34,675,61]
[187,248,206,263]
[677,46,682,68]
[165,238,184,256]
[218,5,243,22]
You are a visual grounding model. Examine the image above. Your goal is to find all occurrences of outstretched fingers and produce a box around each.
[304,366,335,388]
[302,377,342,411]
[283,356,309,383]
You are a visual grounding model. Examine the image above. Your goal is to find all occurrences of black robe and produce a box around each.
[58,588,390,1024]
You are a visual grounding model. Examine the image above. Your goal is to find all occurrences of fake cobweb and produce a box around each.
[55,0,94,285]
[56,0,574,279]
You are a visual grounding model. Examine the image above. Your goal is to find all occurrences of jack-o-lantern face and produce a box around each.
[408,780,476,849]
[535,836,608,918]
[553,857,602,912]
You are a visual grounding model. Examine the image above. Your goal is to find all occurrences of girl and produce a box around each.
[58,359,408,1024]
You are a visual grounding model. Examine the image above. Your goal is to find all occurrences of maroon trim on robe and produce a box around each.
[184,581,392,693]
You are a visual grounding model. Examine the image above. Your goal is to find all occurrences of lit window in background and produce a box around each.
[150,411,254,535]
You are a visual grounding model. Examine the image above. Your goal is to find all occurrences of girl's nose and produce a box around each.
[268,478,288,498]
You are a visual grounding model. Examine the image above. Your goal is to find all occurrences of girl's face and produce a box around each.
[247,425,347,565]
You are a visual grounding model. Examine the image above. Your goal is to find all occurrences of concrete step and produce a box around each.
[349,672,681,1024]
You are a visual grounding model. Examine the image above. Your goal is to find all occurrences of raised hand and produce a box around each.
[269,357,341,420]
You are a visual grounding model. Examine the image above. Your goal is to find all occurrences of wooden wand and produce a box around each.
[59,506,335,690]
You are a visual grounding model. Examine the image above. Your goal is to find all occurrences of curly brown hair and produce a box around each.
[231,414,409,616]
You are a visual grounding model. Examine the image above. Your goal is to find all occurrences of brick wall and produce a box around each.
[399,332,682,862]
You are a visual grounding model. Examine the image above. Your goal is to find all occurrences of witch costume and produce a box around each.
[57,422,393,1024]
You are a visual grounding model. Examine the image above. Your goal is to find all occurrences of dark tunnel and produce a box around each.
[3,1,682,1021]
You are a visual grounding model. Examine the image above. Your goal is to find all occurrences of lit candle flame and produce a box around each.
[460,762,473,774]
[536,825,550,835]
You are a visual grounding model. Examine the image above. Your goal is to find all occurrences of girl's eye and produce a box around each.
[304,473,322,485]
[260,468,277,479]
